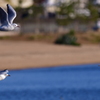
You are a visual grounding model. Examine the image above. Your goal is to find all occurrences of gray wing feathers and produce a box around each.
[0,69,9,74]
[7,4,16,24]
[0,7,9,25]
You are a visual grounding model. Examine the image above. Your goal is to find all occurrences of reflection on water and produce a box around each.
[0,64,100,100]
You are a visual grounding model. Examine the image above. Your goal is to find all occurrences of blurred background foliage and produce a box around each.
[1,0,100,45]
[3,0,100,24]
[56,2,76,26]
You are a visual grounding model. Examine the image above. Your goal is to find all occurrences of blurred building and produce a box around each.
[43,0,89,18]
[93,0,100,5]
[0,0,33,8]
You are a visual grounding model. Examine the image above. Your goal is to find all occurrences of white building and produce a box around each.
[94,0,100,5]
[44,0,58,13]
[44,0,89,13]
[0,0,33,8]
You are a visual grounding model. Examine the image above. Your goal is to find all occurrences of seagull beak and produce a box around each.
[17,25,20,28]
[8,74,10,76]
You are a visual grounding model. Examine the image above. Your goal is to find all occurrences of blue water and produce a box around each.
[0,64,100,100]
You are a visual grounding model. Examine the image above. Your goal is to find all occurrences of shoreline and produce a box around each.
[0,40,100,70]
[9,63,100,71]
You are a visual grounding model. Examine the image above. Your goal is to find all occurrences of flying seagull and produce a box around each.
[0,4,19,31]
[0,69,10,80]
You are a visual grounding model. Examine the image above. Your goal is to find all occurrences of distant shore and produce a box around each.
[0,40,100,70]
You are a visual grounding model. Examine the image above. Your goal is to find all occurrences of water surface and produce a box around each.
[0,64,100,100]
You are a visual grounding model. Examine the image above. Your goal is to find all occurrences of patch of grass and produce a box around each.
[28,35,35,40]
[28,35,45,40]
[0,36,11,40]
[27,34,55,42]
[90,34,100,43]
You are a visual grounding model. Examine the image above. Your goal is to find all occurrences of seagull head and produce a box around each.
[13,23,20,28]
[6,74,10,77]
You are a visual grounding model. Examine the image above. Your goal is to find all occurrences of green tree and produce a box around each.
[30,5,44,18]
[56,2,76,26]
[77,2,99,23]
[87,2,99,22]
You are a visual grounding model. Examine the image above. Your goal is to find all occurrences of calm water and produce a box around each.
[0,64,100,100]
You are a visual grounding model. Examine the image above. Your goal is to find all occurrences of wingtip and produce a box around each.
[7,4,11,7]
[3,69,8,71]
[4,69,8,70]
[7,4,9,7]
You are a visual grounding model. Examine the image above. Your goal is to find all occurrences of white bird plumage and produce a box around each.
[0,4,19,31]
[0,69,10,80]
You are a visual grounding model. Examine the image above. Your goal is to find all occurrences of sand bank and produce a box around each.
[0,41,100,70]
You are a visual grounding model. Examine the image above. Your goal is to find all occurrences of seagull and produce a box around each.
[0,69,10,80]
[0,4,19,31]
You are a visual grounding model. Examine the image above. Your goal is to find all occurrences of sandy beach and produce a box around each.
[0,40,100,70]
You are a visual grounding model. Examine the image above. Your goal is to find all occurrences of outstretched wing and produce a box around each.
[0,7,9,25]
[7,4,16,24]
[0,69,9,75]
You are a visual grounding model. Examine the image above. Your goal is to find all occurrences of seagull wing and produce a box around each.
[0,69,9,75]
[0,7,9,25]
[7,4,16,24]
